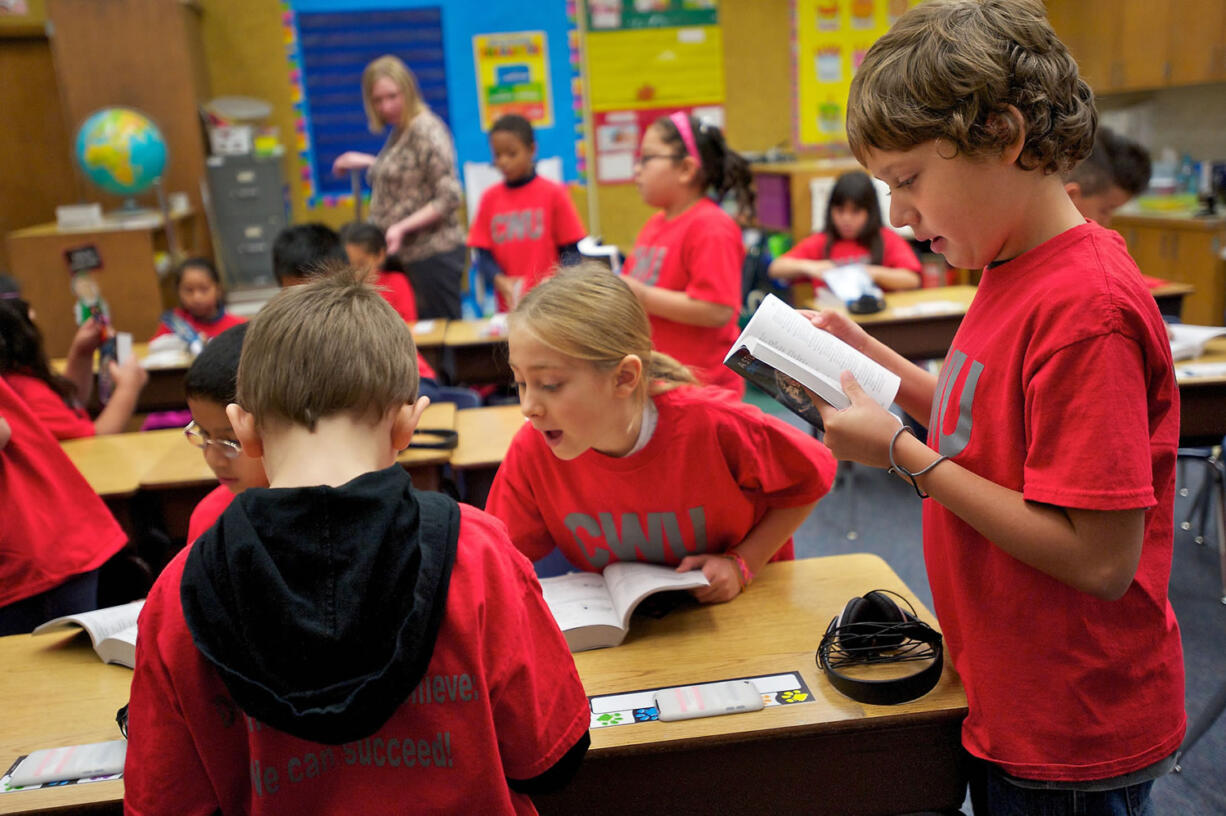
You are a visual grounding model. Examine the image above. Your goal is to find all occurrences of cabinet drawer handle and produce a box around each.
[237,242,269,254]
[230,188,260,200]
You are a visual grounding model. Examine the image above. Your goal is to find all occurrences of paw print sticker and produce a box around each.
[597,712,625,725]
[777,690,810,704]
[633,706,659,722]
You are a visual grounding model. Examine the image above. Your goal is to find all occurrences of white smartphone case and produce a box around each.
[654,680,764,721]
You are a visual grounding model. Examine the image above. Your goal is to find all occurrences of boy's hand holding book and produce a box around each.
[813,370,906,468]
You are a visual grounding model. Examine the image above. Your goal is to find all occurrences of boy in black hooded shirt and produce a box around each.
[124,266,590,815]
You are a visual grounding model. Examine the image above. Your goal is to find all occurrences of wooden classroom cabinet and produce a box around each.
[1114,213,1226,326]
[6,210,202,354]
[1047,0,1226,92]
[751,158,863,243]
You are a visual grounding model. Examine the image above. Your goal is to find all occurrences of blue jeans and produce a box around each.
[968,758,1155,816]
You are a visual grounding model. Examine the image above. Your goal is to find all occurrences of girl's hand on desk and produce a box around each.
[677,554,741,603]
[800,308,872,355]
[813,371,900,469]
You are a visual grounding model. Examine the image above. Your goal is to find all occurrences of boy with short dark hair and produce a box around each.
[181,323,267,542]
[125,268,590,814]
[272,223,346,286]
[1065,125,1152,227]
[809,2,1184,813]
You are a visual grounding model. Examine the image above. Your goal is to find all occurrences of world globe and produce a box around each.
[74,108,168,197]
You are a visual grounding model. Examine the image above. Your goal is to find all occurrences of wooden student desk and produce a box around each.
[0,554,964,816]
[59,429,185,537]
[536,553,967,815]
[794,284,977,360]
[450,403,525,507]
[441,318,513,386]
[1175,336,1226,447]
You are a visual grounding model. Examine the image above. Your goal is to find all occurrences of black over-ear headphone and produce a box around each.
[817,589,943,706]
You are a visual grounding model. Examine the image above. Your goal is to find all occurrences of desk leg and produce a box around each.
[534,718,966,816]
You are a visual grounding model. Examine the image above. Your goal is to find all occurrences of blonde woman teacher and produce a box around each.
[332,55,466,319]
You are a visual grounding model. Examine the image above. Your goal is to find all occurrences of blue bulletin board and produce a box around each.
[286,0,584,208]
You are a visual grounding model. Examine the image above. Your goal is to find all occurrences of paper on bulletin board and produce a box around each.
[793,0,921,147]
[473,31,554,131]
[586,0,719,31]
[593,105,724,184]
[586,25,724,113]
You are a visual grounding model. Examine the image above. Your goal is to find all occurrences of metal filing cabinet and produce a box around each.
[205,154,286,289]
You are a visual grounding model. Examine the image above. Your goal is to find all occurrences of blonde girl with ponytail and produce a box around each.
[485,264,836,603]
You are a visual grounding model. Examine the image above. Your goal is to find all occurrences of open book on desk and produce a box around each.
[1169,324,1226,361]
[724,293,900,429]
[539,563,709,652]
[32,600,143,668]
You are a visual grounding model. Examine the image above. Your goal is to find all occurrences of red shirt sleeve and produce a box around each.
[485,426,554,562]
[551,183,587,245]
[681,207,743,309]
[783,234,828,261]
[467,186,496,250]
[717,403,838,509]
[4,373,95,440]
[1022,333,1157,509]
[879,228,922,272]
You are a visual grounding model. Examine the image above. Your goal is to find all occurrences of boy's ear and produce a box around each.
[613,354,643,397]
[995,105,1027,165]
[391,396,431,452]
[226,403,264,458]
[1064,180,1083,204]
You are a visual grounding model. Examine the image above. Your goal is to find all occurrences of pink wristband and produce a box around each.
[722,550,754,588]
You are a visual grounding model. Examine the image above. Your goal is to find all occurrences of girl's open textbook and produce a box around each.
[539,563,709,652]
[32,600,144,669]
[724,294,900,428]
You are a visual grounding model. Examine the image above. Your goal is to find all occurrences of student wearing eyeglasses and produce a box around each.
[619,113,755,399]
[181,323,268,543]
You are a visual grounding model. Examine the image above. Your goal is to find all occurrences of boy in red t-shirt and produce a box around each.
[125,268,589,815]
[180,323,268,543]
[469,114,587,312]
[809,2,1184,813]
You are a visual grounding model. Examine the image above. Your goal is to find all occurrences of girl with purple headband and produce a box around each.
[621,112,755,398]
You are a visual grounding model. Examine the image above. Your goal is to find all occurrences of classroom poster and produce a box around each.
[472,31,555,132]
[586,25,724,112]
[593,104,724,183]
[586,0,718,31]
[585,2,724,184]
[792,0,922,148]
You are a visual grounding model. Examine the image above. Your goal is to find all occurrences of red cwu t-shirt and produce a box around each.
[468,176,587,309]
[124,504,590,816]
[485,386,837,570]
[923,221,1184,781]
[622,198,745,396]
[0,377,126,608]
